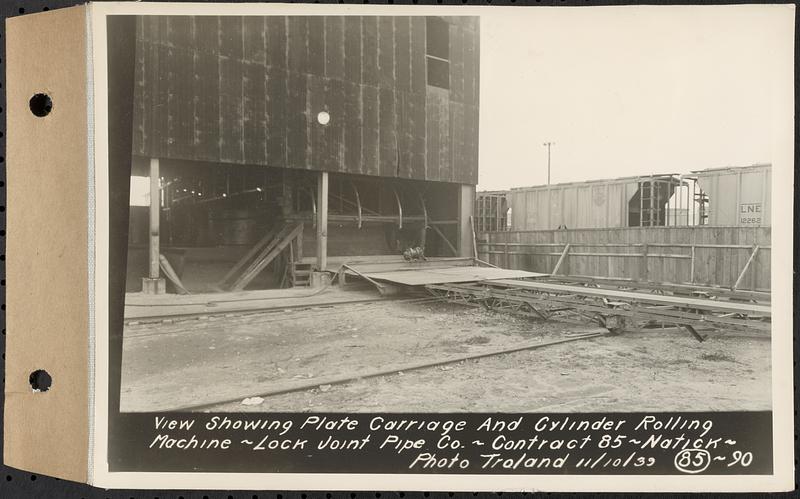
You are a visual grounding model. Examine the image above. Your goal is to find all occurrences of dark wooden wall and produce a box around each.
[132,16,479,185]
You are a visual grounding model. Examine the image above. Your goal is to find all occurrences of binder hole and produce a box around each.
[29,369,52,392]
[29,93,52,117]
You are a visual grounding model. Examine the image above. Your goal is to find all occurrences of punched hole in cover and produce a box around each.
[29,369,52,392]
[29,93,52,117]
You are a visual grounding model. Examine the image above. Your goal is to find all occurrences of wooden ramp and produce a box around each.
[217,222,304,291]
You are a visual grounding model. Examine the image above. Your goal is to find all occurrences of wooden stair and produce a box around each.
[291,262,313,287]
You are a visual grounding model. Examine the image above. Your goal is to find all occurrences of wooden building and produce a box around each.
[126,15,480,293]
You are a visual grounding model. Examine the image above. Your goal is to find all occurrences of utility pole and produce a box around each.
[543,141,554,185]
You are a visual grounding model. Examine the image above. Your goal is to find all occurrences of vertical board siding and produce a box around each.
[242,61,268,166]
[361,85,380,175]
[325,17,346,80]
[307,17,325,76]
[477,226,771,290]
[265,17,287,69]
[132,19,148,155]
[265,68,287,166]
[378,88,397,178]
[378,17,396,88]
[219,56,244,163]
[133,15,479,185]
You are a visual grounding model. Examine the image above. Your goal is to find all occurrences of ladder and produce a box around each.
[695,191,709,225]
[639,177,662,227]
[291,262,313,287]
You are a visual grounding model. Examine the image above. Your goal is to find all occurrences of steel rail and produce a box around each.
[172,331,609,412]
[124,295,440,326]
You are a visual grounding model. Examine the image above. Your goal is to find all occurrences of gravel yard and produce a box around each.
[120,299,771,413]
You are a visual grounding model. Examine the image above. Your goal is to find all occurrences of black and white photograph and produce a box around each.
[87,2,794,490]
[118,10,776,414]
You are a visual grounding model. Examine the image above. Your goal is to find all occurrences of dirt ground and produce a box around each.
[120,298,771,412]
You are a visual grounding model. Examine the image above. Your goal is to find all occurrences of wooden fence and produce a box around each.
[477,226,770,291]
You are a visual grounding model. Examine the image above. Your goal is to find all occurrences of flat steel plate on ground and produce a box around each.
[354,265,547,286]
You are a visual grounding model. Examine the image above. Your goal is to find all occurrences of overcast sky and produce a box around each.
[477,5,793,191]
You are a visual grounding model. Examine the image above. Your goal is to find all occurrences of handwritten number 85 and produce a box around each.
[677,450,707,470]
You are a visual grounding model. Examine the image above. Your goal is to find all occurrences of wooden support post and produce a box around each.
[142,157,165,294]
[457,185,476,257]
[231,223,304,291]
[690,245,695,284]
[640,243,649,282]
[418,191,428,250]
[149,157,160,279]
[504,241,510,269]
[158,254,189,295]
[352,181,362,229]
[316,172,328,271]
[287,241,295,287]
[551,243,571,276]
[733,245,760,290]
[217,225,281,287]
[469,215,478,260]
[296,229,303,263]
[431,224,458,256]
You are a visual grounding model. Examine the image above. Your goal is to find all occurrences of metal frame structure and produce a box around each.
[425,278,771,342]
[474,191,509,232]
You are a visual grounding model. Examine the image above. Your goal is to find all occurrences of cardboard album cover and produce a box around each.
[3,1,796,492]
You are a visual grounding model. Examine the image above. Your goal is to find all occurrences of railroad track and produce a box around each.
[123,294,443,327]
[169,330,609,412]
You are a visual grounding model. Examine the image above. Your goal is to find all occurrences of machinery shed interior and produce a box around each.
[125,15,480,294]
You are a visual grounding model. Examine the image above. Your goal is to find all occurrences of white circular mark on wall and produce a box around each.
[317,111,331,125]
